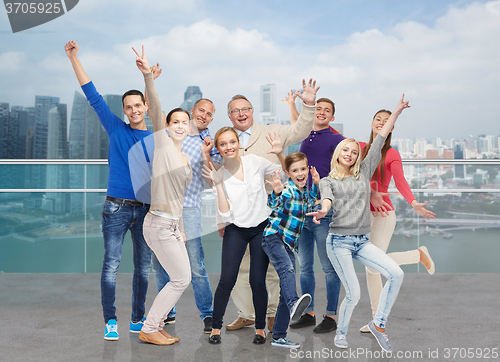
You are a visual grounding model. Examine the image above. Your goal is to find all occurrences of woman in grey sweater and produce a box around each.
[308,95,409,353]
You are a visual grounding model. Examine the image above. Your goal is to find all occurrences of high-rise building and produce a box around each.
[68,91,87,159]
[260,84,276,125]
[180,86,202,112]
[33,96,59,159]
[47,104,68,159]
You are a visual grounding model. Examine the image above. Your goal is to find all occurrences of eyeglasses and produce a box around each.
[229,107,252,115]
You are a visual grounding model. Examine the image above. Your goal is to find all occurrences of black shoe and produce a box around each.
[313,315,337,333]
[253,334,266,345]
[208,334,221,344]
[164,316,175,325]
[290,313,316,329]
[203,317,213,334]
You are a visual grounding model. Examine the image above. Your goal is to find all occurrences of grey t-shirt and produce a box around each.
[319,134,387,236]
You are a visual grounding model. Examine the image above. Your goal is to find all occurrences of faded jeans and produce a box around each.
[326,233,404,335]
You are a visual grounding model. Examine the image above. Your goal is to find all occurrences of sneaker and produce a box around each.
[313,315,337,333]
[359,324,370,333]
[225,317,254,330]
[203,317,213,334]
[130,318,145,333]
[334,333,348,349]
[368,321,393,352]
[271,337,300,348]
[104,319,119,341]
[164,316,176,325]
[290,313,316,329]
[290,294,312,322]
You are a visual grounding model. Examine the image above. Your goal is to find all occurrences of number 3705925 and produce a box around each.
[5,2,61,14]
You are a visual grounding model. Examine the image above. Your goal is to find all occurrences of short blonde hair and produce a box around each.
[329,138,362,180]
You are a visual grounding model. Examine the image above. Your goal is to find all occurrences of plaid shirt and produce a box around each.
[182,128,222,208]
[263,180,319,251]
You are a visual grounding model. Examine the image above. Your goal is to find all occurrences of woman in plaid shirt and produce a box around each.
[261,152,320,348]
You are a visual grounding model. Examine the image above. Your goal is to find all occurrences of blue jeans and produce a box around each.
[212,220,269,330]
[297,205,340,315]
[326,234,404,335]
[261,233,298,339]
[151,207,213,320]
[100,199,151,323]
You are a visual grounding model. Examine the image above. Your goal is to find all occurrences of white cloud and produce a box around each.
[0,1,499,139]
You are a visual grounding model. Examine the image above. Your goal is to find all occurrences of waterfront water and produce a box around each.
[1,226,498,273]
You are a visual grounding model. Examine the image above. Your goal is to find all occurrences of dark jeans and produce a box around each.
[212,220,269,330]
[100,199,151,323]
[262,233,298,339]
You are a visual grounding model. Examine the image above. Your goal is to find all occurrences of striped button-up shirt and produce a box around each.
[182,128,222,208]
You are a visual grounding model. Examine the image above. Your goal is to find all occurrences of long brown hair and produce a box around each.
[361,109,392,184]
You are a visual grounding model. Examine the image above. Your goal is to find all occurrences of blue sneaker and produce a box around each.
[271,337,300,348]
[130,318,146,333]
[368,321,393,352]
[104,319,119,341]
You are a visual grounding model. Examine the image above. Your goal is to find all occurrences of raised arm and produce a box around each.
[133,46,164,133]
[64,41,91,86]
[379,94,410,137]
[144,63,167,124]
[282,90,300,124]
[279,79,319,147]
[266,132,285,170]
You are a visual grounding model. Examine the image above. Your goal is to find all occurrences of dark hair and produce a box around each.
[316,98,335,115]
[121,90,145,107]
[284,152,308,172]
[214,127,240,148]
[361,109,393,183]
[166,108,190,125]
[193,98,215,113]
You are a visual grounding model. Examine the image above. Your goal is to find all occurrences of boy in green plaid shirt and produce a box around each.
[261,152,321,348]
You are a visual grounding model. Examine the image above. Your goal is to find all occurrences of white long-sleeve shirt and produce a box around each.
[216,154,281,228]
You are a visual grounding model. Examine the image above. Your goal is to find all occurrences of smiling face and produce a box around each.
[166,111,190,143]
[123,95,148,127]
[285,159,309,190]
[190,100,214,131]
[371,111,391,136]
[228,98,254,132]
[215,130,240,159]
[338,141,359,169]
[315,102,335,130]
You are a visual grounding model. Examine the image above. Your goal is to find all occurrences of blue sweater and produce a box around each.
[82,81,152,200]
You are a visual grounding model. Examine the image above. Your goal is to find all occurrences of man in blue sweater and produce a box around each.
[65,40,153,341]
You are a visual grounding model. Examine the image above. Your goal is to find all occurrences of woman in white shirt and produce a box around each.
[203,127,283,345]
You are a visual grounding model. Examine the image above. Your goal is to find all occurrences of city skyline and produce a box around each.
[1,92,499,160]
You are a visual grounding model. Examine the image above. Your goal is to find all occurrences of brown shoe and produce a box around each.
[225,317,254,330]
[267,317,275,333]
[159,329,180,342]
[139,330,175,345]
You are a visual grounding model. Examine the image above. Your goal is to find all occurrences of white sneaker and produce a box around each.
[334,333,348,348]
[359,324,370,333]
[290,294,312,322]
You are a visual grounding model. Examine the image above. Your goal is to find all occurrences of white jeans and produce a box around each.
[141,213,191,333]
[366,211,420,316]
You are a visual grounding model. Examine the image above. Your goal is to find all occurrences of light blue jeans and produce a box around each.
[326,233,404,335]
[151,207,213,320]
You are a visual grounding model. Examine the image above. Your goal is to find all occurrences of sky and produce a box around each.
[0,0,499,141]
